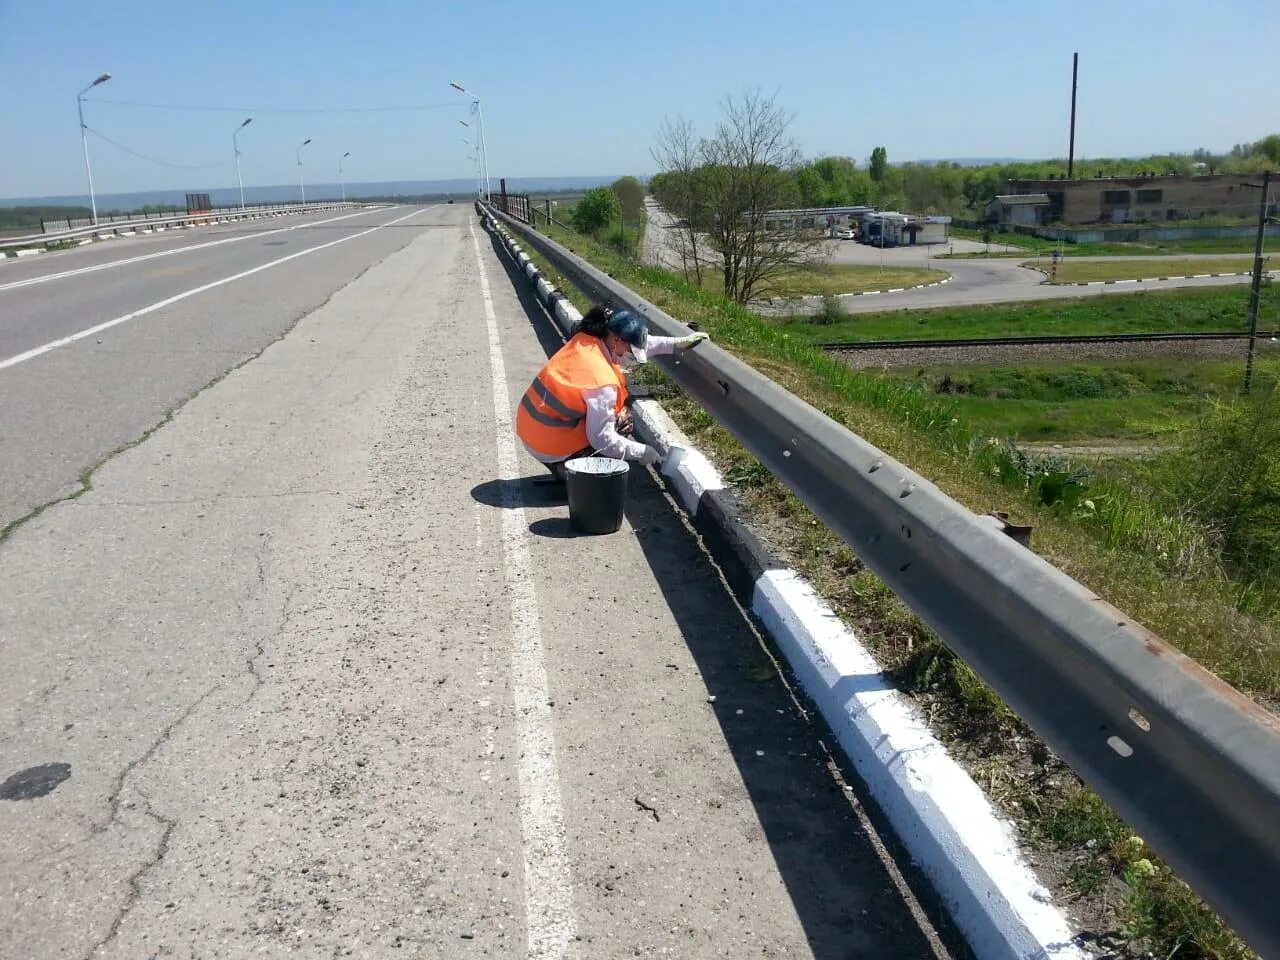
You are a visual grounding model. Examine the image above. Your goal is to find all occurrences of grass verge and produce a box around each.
[780,285,1277,344]
[746,264,946,299]
[884,359,1277,442]
[952,225,1276,257]
[516,216,1271,958]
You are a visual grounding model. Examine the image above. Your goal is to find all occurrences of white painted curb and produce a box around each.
[14,248,44,258]
[480,208,1089,960]
[763,274,954,308]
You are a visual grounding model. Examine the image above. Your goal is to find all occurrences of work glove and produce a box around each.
[639,445,663,467]
[678,331,710,349]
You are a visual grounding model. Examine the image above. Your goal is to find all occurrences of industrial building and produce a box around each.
[988,172,1263,226]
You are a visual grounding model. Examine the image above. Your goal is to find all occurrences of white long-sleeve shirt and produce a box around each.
[522,335,683,463]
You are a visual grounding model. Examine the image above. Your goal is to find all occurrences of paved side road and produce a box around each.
[0,206,945,958]
[642,198,1262,315]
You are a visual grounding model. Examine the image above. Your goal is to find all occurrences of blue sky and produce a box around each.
[1,0,1275,200]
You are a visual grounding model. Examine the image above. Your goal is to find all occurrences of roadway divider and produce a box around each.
[476,202,1280,959]
[0,201,378,257]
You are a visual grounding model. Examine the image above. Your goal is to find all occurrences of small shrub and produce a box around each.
[1159,371,1280,580]
[813,295,845,325]
[571,188,620,234]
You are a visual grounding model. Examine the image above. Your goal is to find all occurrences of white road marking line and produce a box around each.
[469,219,577,958]
[0,207,380,293]
[0,207,430,372]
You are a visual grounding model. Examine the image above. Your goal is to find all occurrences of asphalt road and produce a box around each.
[0,204,446,530]
[0,205,946,958]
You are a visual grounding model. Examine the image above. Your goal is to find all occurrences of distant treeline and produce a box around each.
[651,134,1280,220]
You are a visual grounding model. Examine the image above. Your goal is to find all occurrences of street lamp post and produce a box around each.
[462,138,480,198]
[450,82,491,201]
[296,139,312,204]
[459,121,482,198]
[233,117,253,210]
[77,72,111,226]
[339,151,350,203]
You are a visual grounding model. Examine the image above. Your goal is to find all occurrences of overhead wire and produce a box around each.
[81,97,466,114]
[84,125,229,170]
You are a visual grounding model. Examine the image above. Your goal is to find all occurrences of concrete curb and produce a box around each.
[760,274,954,308]
[1037,270,1272,287]
[478,210,1088,960]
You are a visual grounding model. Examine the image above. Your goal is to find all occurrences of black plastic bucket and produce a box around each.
[564,457,630,534]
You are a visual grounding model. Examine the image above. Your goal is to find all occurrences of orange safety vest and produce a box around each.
[516,333,628,460]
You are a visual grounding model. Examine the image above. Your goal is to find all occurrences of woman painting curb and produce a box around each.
[515,305,709,480]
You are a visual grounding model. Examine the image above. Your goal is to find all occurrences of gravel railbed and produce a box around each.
[829,335,1280,369]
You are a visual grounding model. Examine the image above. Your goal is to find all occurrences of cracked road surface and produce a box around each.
[1,206,945,958]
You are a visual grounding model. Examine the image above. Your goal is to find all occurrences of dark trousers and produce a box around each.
[543,412,635,481]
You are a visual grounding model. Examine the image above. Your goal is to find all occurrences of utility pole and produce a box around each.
[1067,52,1079,180]
[1241,170,1273,394]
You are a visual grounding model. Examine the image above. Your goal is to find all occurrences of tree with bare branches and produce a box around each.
[650,117,708,286]
[651,92,823,303]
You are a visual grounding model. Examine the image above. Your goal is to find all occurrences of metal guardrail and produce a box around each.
[41,202,310,234]
[489,192,532,224]
[481,202,1280,957]
[1,201,367,252]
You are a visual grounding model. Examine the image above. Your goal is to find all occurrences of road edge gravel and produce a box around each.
[478,208,1090,960]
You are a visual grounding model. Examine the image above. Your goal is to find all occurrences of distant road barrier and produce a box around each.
[1,201,375,254]
[481,201,1280,959]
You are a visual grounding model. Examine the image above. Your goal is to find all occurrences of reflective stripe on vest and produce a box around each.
[529,376,583,425]
[520,393,581,429]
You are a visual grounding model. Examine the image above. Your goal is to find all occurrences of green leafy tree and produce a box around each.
[571,187,620,234]
[610,176,645,220]
[869,146,888,182]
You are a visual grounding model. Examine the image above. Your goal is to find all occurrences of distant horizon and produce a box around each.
[0,175,620,209]
[0,150,1228,208]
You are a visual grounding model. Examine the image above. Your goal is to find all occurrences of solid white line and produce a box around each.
[0,207,378,293]
[469,219,577,958]
[0,206,428,372]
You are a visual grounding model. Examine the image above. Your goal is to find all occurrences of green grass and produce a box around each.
[510,216,1274,957]
[752,264,946,299]
[1046,257,1258,284]
[884,360,1270,441]
[780,285,1278,344]
[951,225,1277,257]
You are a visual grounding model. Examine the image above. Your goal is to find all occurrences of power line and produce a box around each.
[84,126,229,170]
[81,97,465,114]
